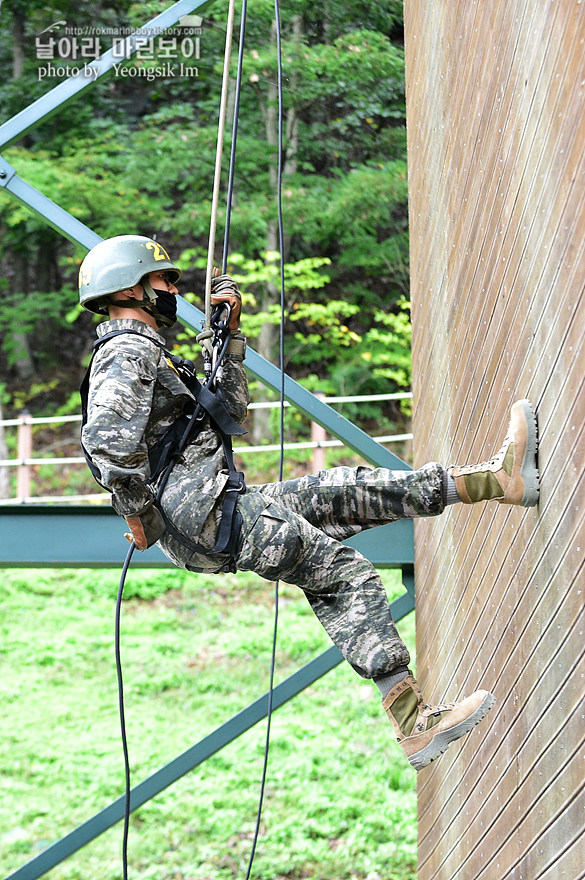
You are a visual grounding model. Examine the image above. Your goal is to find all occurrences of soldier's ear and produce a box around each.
[112,288,139,301]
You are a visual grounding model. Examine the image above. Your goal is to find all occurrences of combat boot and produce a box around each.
[448,398,539,507]
[382,674,495,771]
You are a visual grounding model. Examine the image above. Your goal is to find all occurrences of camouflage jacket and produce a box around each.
[82,318,250,541]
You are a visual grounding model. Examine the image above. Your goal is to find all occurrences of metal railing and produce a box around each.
[0,392,412,504]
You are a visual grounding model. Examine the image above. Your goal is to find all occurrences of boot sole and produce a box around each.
[517,399,540,507]
[408,691,496,771]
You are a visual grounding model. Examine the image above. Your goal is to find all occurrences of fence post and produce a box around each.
[311,391,326,473]
[0,399,9,499]
[17,409,32,502]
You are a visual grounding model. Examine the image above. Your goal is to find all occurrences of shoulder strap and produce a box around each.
[92,328,167,353]
[79,330,167,490]
[79,355,107,489]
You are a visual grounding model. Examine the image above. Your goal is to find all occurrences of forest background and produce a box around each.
[0,0,411,496]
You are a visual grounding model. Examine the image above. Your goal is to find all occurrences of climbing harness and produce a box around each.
[79,311,246,561]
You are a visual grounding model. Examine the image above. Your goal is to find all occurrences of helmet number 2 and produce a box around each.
[79,267,92,288]
[146,241,171,262]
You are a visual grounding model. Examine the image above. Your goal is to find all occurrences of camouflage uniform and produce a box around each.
[83,318,446,679]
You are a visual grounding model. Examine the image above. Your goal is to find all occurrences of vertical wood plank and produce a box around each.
[404,1,585,877]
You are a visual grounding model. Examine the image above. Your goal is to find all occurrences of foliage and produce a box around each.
[0,0,412,436]
[0,567,417,879]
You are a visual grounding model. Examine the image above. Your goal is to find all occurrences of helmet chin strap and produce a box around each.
[109,280,173,328]
[140,278,173,327]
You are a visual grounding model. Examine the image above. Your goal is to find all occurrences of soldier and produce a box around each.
[79,235,540,771]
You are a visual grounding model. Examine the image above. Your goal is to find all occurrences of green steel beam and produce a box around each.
[177,297,411,470]
[0,0,215,150]
[2,589,414,880]
[0,506,414,568]
[402,569,415,597]
[0,157,102,248]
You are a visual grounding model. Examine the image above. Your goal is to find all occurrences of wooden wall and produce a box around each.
[404,1,585,878]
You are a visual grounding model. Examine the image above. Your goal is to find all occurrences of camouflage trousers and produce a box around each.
[234,462,445,679]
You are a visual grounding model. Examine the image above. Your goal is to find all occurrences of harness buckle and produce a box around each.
[225,472,246,494]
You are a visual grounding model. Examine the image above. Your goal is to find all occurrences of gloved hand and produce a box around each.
[210,267,242,331]
[124,503,166,551]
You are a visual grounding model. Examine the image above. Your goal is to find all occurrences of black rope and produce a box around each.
[243,0,285,874]
[115,543,135,880]
[223,0,248,274]
[115,330,232,880]
[114,1,288,876]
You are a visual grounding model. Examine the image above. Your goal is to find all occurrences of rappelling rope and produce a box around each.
[115,546,134,880]
[115,4,240,876]
[222,0,248,273]
[243,0,286,872]
[115,334,233,880]
[115,0,287,876]
[204,0,237,336]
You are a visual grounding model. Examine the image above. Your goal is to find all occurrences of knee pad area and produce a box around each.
[236,506,305,581]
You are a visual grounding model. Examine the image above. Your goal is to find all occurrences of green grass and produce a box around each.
[0,567,417,880]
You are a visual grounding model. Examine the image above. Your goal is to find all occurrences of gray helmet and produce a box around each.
[78,234,181,314]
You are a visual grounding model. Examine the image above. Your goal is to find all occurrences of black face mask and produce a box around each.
[148,288,177,329]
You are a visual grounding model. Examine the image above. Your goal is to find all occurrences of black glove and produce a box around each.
[124,503,166,550]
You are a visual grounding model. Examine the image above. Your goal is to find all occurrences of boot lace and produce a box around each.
[451,433,511,475]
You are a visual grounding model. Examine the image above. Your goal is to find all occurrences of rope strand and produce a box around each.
[114,2,287,877]
[244,0,285,872]
[205,0,237,329]
[115,3,241,861]
[115,543,136,880]
[223,0,248,274]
